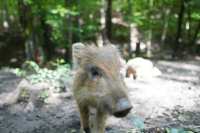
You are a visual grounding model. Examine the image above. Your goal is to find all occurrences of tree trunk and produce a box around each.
[135,42,141,57]
[77,0,82,41]
[0,4,2,26]
[186,2,191,42]
[17,0,35,61]
[17,0,33,34]
[173,0,185,58]
[66,14,72,64]
[2,0,10,30]
[161,8,170,45]
[40,14,55,61]
[130,24,140,57]
[128,0,133,58]
[100,0,112,46]
[190,21,200,53]
[146,30,152,57]
[105,0,112,41]
[146,0,153,58]
[100,0,107,46]
[64,0,73,64]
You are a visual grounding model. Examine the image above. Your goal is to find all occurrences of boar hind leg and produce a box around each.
[78,105,90,133]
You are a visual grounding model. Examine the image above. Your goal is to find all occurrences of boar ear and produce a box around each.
[72,43,86,70]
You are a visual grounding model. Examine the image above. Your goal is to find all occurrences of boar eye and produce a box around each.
[90,67,101,78]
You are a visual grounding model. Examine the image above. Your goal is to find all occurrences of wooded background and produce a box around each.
[0,0,200,67]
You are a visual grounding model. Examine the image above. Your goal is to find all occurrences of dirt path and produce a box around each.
[124,60,200,132]
[0,60,200,133]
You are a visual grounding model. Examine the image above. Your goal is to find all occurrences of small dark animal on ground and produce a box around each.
[126,66,137,80]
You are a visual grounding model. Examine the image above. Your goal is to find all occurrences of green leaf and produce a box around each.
[191,12,200,20]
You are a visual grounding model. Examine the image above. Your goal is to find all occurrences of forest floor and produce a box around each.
[0,59,200,133]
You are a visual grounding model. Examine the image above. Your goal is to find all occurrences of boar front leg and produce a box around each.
[78,105,90,133]
[96,111,106,133]
[90,110,106,133]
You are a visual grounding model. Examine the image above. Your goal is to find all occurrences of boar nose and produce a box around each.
[113,98,132,118]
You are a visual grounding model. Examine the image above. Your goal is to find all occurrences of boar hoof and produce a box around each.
[84,127,90,133]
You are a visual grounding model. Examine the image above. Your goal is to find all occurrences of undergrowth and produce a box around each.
[12,59,72,92]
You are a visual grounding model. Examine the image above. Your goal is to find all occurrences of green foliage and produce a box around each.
[14,60,71,92]
[49,58,66,67]
[191,12,200,20]
[38,89,49,102]
[1,0,200,64]
[46,3,79,46]
[165,128,194,133]
[18,88,30,102]
[51,5,68,17]
[23,61,40,73]
[12,68,26,77]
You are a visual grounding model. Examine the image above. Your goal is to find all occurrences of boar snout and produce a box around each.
[113,98,132,118]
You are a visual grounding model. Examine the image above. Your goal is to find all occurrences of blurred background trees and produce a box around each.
[0,0,200,67]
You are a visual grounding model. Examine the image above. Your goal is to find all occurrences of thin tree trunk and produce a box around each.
[190,21,200,46]
[130,24,140,57]
[18,0,35,61]
[135,42,141,57]
[186,2,191,42]
[105,0,112,40]
[128,0,133,58]
[67,15,72,63]
[146,30,152,57]
[146,0,153,58]
[100,0,111,46]
[161,8,170,45]
[17,0,32,34]
[100,0,107,46]
[65,0,73,64]
[40,14,54,61]
[77,0,81,41]
[173,0,185,58]
[2,0,10,30]
[0,3,2,25]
